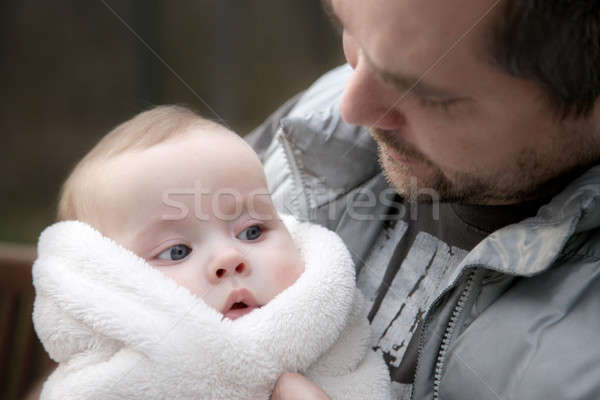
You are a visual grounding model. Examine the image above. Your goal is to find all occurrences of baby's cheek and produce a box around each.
[268,230,305,292]
[156,268,214,306]
[273,257,304,291]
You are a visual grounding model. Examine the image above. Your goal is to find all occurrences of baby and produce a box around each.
[32,106,391,400]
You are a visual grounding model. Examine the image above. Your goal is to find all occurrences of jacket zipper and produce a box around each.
[276,132,310,219]
[432,269,477,400]
[410,267,479,400]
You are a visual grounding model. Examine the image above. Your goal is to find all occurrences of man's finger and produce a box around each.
[270,372,330,400]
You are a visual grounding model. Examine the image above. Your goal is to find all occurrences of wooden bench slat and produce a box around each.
[0,242,55,400]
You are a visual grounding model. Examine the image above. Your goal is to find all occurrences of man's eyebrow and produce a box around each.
[321,0,342,33]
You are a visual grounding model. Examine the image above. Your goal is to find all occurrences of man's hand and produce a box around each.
[270,372,331,400]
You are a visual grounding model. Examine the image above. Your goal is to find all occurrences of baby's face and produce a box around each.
[93,128,304,320]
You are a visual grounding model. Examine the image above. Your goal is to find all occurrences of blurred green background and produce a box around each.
[1,0,344,244]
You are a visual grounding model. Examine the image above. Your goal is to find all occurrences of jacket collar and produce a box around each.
[278,113,380,210]
[275,114,389,267]
[448,165,600,284]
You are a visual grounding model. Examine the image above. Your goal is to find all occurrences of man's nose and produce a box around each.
[206,247,250,284]
[339,59,406,130]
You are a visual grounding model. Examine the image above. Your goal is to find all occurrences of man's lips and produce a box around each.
[385,144,415,164]
[221,289,260,320]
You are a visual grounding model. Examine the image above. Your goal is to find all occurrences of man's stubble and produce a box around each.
[371,127,599,205]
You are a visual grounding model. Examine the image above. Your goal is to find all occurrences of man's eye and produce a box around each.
[157,244,192,261]
[419,97,459,112]
[237,225,262,241]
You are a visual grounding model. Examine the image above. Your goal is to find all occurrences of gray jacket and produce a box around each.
[246,65,600,399]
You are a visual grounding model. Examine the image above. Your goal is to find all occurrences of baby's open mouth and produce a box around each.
[222,289,260,320]
[230,302,248,310]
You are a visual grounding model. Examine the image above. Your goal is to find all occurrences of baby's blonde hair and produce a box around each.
[57,105,226,222]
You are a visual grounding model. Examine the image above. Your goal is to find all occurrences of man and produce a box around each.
[252,0,600,399]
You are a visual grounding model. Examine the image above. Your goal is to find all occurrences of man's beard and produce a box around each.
[370,127,597,204]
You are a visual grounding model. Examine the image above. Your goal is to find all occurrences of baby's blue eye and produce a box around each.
[157,244,192,261]
[237,225,262,241]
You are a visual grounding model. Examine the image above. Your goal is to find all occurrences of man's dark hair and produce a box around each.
[492,1,600,119]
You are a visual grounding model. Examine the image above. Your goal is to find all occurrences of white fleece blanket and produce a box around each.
[32,215,391,400]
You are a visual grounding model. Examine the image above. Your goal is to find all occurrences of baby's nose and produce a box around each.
[211,262,246,279]
[207,248,250,283]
